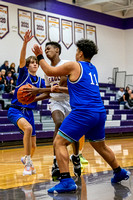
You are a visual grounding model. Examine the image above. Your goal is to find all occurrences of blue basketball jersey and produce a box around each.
[11,66,45,109]
[67,61,105,112]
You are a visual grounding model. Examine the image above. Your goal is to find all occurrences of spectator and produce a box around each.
[125,92,133,109]
[0,61,9,75]
[9,62,18,84]
[123,86,130,102]
[0,71,5,94]
[116,87,125,104]
[5,71,13,93]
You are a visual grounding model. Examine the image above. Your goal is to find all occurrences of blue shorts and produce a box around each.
[8,106,36,136]
[59,110,106,142]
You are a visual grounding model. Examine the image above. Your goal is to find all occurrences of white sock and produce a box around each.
[25,155,31,165]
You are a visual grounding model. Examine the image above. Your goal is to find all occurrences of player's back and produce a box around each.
[67,61,105,112]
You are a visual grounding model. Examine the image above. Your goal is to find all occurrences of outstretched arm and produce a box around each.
[23,85,51,95]
[32,44,78,78]
[33,93,50,102]
[20,30,34,68]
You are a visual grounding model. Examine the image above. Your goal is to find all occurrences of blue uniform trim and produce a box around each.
[58,131,75,143]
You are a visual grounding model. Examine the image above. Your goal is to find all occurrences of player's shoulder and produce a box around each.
[59,60,70,65]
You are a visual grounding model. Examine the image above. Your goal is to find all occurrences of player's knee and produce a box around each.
[25,124,32,134]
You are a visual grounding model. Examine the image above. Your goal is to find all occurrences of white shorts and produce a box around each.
[48,99,71,118]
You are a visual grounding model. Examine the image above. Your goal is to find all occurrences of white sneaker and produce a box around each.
[21,156,36,175]
[23,164,33,176]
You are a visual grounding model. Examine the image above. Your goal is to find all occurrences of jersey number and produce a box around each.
[89,72,99,86]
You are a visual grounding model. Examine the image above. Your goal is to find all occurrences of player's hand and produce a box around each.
[51,85,60,93]
[32,44,43,57]
[24,30,33,43]
[23,85,39,96]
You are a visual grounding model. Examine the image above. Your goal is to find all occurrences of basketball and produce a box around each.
[17,84,36,105]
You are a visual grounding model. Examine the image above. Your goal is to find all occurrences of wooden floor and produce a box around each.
[0,137,133,199]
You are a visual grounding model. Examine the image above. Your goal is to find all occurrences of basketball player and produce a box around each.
[8,30,50,176]
[25,42,82,180]
[32,39,131,193]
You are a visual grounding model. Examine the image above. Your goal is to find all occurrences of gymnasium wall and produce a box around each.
[0,0,132,83]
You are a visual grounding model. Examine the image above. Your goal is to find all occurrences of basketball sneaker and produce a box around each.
[79,154,88,164]
[21,157,36,174]
[48,178,77,193]
[52,165,61,181]
[70,154,81,177]
[111,169,131,183]
[23,164,33,176]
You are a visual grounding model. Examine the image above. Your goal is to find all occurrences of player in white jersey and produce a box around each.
[25,42,81,180]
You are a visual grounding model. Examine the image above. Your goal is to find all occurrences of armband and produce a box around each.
[37,54,44,62]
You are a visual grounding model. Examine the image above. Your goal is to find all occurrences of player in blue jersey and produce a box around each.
[32,39,130,193]
[8,30,50,176]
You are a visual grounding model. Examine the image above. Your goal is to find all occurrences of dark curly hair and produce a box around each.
[45,41,61,55]
[76,39,98,59]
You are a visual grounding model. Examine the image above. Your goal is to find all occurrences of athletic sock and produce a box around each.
[60,172,71,179]
[113,166,121,173]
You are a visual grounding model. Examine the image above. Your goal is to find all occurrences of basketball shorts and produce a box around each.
[8,106,36,136]
[48,99,71,118]
[58,110,106,142]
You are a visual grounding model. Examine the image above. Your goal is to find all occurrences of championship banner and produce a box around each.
[86,25,97,44]
[0,5,9,39]
[33,13,46,45]
[74,22,84,44]
[18,9,32,40]
[48,16,60,42]
[61,19,73,49]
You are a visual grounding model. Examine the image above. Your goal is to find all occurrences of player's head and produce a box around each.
[75,39,98,61]
[26,56,39,73]
[45,41,61,60]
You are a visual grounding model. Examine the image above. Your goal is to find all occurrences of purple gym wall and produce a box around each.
[1,0,132,29]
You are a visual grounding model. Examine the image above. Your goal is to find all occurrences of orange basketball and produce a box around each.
[17,84,36,105]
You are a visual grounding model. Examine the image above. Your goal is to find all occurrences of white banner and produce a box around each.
[0,5,9,39]
[61,19,73,49]
[18,9,32,40]
[86,25,97,44]
[33,13,46,45]
[48,16,60,42]
[74,22,84,44]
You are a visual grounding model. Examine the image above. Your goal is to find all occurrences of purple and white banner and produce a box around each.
[74,22,84,44]
[0,5,9,39]
[86,25,97,44]
[48,16,60,42]
[61,19,73,49]
[33,13,46,45]
[18,9,32,40]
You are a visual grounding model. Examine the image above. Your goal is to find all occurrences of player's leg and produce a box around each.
[90,140,130,183]
[79,135,88,164]
[70,141,81,177]
[17,117,33,175]
[48,133,77,193]
[51,109,65,181]
[89,112,130,183]
[63,101,81,177]
[31,136,36,158]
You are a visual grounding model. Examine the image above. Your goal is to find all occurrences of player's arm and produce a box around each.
[51,85,69,94]
[32,45,78,78]
[23,85,51,95]
[33,93,50,102]
[20,30,33,68]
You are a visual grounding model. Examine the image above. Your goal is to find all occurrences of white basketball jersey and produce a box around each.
[44,60,69,101]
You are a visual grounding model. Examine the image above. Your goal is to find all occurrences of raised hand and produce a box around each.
[24,30,34,43]
[32,44,43,57]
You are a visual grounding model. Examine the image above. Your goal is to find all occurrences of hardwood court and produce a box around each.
[0,137,133,199]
